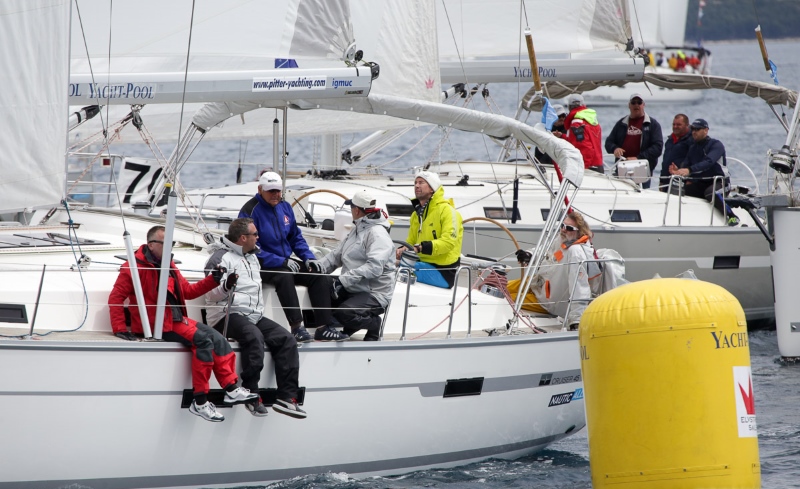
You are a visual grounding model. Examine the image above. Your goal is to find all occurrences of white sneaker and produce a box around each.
[189,400,225,422]
[224,386,259,405]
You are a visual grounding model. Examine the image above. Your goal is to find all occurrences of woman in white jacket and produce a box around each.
[510,211,601,329]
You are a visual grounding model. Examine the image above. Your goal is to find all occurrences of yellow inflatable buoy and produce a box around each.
[580,278,760,489]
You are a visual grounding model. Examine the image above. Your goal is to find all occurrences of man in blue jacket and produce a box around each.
[668,119,740,226]
[239,172,348,342]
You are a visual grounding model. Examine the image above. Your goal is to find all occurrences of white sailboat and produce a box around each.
[1,1,592,488]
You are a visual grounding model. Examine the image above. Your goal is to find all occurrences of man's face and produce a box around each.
[560,216,579,241]
[259,187,282,207]
[147,230,166,260]
[629,97,645,117]
[414,177,434,202]
[672,117,689,137]
[240,223,259,253]
[691,126,708,142]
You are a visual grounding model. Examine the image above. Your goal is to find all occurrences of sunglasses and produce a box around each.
[148,240,176,246]
[560,223,578,232]
[243,232,259,237]
[630,100,643,105]
[691,127,705,131]
[266,188,282,193]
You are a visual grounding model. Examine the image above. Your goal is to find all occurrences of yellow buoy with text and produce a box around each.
[580,278,760,488]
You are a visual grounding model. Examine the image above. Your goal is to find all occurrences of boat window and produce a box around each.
[608,210,642,223]
[0,233,110,249]
[386,204,415,216]
[541,209,550,221]
[713,256,740,269]
[443,377,484,398]
[0,304,27,324]
[484,207,520,220]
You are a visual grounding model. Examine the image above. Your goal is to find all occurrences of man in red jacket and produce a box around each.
[564,94,604,172]
[108,225,257,422]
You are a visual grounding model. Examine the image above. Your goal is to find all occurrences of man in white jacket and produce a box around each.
[204,218,306,419]
[309,190,396,341]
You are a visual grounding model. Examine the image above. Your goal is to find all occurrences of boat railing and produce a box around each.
[386,265,475,341]
[662,175,685,226]
[197,193,253,215]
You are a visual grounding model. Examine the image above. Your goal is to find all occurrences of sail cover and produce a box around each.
[0,0,69,212]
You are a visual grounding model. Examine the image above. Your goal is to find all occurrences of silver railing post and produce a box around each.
[447,265,473,339]
[399,268,414,341]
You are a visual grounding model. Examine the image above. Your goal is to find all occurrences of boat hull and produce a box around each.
[0,333,584,489]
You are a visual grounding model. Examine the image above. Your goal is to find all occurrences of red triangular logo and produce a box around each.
[738,378,756,415]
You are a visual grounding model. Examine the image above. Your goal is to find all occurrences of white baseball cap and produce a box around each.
[258,171,282,191]
[344,189,377,209]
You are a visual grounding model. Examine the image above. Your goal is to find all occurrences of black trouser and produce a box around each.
[261,262,333,327]
[684,178,737,220]
[332,289,384,340]
[213,314,299,401]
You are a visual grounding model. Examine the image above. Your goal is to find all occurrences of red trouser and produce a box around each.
[168,319,238,394]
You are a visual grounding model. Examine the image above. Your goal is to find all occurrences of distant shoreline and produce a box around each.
[703,38,800,45]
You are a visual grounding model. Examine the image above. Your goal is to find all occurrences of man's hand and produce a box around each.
[515,249,532,266]
[613,148,625,159]
[395,246,407,260]
[210,265,227,284]
[115,331,139,341]
[331,277,344,301]
[284,259,301,274]
[224,273,238,292]
[305,259,322,274]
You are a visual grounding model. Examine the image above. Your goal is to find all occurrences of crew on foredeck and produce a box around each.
[239,171,347,342]
[108,225,258,422]
[309,190,396,341]
[204,217,306,418]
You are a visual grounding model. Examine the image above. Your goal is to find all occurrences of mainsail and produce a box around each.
[0,0,70,213]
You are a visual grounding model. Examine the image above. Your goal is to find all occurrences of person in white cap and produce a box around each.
[604,93,664,188]
[239,171,347,342]
[564,93,604,172]
[309,189,396,340]
[395,171,464,288]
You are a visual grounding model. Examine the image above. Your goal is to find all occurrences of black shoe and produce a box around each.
[293,326,313,343]
[273,398,307,419]
[314,325,349,342]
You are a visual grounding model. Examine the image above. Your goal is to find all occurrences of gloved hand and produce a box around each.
[515,249,532,265]
[223,273,238,292]
[210,265,227,284]
[305,259,322,274]
[331,277,344,301]
[115,331,139,341]
[284,259,301,274]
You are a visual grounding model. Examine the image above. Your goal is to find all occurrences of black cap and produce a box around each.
[690,118,709,130]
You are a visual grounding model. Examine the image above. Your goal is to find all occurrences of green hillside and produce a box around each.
[684,0,800,42]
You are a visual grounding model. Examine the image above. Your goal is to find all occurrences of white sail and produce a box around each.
[629,0,689,48]
[69,0,439,142]
[1,0,70,213]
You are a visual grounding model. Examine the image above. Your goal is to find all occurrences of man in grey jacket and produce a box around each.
[309,190,396,341]
[205,218,306,419]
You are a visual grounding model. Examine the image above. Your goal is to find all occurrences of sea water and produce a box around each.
[104,40,800,489]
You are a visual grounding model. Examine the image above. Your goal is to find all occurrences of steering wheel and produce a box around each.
[393,239,419,263]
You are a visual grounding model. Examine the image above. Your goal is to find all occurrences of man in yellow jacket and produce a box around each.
[395,171,464,288]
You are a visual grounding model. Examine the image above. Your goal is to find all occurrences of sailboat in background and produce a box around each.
[581,0,711,105]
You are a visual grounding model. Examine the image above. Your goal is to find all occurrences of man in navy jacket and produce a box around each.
[668,119,740,226]
[239,172,348,342]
